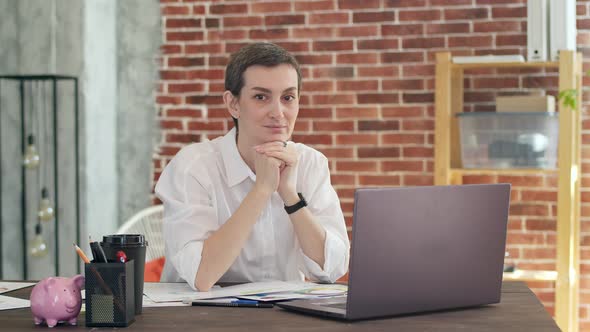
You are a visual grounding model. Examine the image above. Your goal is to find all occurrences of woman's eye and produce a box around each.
[283,95,296,102]
[254,94,266,101]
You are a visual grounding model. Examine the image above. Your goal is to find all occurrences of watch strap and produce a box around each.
[284,193,307,215]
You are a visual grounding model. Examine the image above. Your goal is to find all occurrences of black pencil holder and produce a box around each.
[85,260,135,327]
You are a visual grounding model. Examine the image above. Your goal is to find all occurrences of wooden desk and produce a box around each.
[1,282,559,331]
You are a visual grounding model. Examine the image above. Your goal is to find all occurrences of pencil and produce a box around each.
[73,243,90,263]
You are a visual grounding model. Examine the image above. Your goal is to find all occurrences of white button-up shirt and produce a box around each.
[155,128,350,290]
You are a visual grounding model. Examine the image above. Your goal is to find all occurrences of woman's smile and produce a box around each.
[264,124,287,133]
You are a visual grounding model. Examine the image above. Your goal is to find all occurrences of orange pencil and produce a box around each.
[73,243,90,263]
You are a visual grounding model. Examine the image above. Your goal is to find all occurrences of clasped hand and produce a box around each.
[253,141,298,202]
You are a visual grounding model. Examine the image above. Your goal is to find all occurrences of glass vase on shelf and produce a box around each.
[503,251,515,272]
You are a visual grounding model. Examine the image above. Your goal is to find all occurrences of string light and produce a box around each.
[29,223,48,258]
[38,187,55,222]
[23,134,40,169]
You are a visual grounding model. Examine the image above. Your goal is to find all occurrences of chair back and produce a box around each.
[117,205,164,261]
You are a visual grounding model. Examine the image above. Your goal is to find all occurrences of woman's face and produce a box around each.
[228,64,299,145]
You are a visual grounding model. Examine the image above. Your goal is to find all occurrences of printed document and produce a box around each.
[144,281,331,303]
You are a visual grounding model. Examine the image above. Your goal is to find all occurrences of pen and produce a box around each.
[96,244,108,263]
[89,240,108,263]
[89,235,109,263]
[190,300,274,308]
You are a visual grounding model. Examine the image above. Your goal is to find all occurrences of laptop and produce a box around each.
[278,184,511,320]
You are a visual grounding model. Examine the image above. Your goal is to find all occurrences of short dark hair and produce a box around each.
[224,42,302,129]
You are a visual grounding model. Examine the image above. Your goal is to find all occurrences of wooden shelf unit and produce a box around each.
[434,51,582,332]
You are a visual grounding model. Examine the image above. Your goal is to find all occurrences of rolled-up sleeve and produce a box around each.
[297,151,350,283]
[155,154,218,290]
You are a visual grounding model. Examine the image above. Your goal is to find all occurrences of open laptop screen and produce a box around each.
[345,184,510,320]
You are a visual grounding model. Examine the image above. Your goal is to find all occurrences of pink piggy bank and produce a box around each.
[30,275,84,328]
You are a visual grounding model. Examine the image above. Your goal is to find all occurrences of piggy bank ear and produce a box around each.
[72,275,85,290]
[43,277,57,291]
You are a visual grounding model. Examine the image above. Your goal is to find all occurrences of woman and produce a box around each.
[156,43,349,291]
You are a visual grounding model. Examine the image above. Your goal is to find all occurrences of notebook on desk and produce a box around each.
[277,184,511,321]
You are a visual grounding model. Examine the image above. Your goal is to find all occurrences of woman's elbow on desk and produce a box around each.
[194,272,215,292]
[194,256,221,291]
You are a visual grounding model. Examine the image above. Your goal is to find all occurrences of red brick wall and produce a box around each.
[155,0,590,329]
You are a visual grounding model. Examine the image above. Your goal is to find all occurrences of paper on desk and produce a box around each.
[144,281,301,303]
[80,289,188,308]
[0,282,35,294]
[236,283,348,302]
[143,295,190,307]
[0,295,30,310]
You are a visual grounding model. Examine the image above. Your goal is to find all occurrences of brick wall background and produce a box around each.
[154,0,590,329]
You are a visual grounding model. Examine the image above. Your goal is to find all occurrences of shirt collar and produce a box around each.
[219,128,256,187]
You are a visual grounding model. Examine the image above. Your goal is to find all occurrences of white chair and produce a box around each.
[117,205,165,262]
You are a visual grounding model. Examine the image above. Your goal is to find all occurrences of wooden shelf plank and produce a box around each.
[450,168,558,175]
[452,61,559,69]
[503,270,557,282]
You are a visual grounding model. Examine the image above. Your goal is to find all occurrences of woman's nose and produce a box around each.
[269,100,285,119]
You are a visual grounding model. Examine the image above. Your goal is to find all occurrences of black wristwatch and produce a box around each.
[284,193,307,215]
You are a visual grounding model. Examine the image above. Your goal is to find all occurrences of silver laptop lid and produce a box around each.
[346,184,511,320]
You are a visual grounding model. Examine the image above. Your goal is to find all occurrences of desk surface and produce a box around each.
[1,282,559,331]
